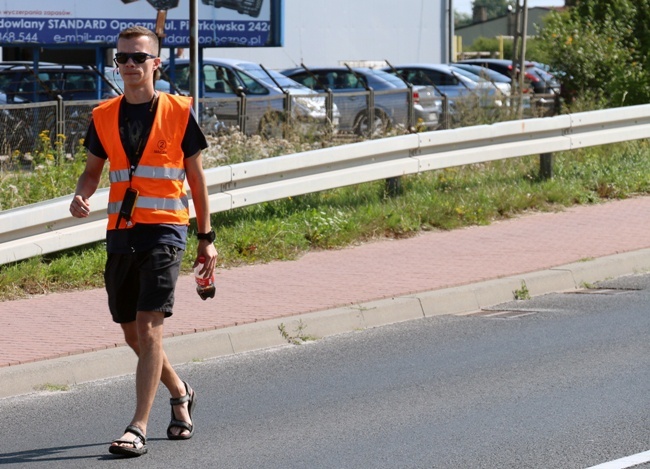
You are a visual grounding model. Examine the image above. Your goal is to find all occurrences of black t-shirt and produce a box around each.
[84,94,208,254]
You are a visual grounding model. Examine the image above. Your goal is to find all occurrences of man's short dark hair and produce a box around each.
[118,26,161,80]
[118,26,160,55]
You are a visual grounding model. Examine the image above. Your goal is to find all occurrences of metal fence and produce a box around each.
[0,101,56,161]
[0,89,560,169]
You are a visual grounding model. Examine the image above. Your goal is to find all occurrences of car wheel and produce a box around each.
[354,109,389,137]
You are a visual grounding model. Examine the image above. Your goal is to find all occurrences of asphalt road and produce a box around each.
[1,274,648,468]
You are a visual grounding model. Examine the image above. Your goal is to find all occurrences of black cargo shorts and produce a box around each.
[104,244,184,323]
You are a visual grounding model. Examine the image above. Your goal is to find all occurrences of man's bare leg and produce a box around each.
[114,313,193,444]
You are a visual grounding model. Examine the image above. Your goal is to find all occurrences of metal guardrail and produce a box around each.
[1,104,649,266]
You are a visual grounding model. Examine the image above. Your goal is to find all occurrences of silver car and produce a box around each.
[382,63,506,109]
[162,58,339,138]
[282,66,441,134]
[450,63,512,98]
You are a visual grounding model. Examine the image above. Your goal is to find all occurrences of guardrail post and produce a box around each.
[385,177,402,197]
[539,152,553,180]
[386,87,412,196]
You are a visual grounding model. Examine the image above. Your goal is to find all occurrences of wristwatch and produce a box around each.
[197,230,216,243]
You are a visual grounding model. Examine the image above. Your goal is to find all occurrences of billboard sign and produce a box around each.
[0,0,281,48]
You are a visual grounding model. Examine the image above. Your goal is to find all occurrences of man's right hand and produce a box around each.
[70,194,90,218]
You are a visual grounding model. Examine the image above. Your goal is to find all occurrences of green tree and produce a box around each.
[538,0,650,107]
[454,10,472,28]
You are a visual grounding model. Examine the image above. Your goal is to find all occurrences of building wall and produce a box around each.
[456,8,554,48]
[202,0,451,70]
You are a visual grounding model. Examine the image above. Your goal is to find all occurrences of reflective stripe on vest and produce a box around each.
[109,166,187,184]
[92,93,193,230]
[107,195,189,214]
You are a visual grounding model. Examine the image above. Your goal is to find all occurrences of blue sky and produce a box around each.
[454,0,565,15]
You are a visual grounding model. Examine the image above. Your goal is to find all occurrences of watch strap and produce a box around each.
[197,230,216,242]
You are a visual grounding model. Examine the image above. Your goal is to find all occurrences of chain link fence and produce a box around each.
[0,101,56,164]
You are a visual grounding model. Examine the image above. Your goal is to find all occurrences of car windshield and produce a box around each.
[456,64,510,83]
[237,63,308,91]
[530,67,558,84]
[363,69,406,87]
[451,67,486,83]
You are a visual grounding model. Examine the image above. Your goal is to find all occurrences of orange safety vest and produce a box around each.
[92,93,192,230]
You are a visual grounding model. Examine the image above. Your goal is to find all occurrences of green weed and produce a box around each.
[278,320,317,345]
[34,383,70,392]
[513,281,531,301]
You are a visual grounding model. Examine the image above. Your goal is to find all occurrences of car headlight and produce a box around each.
[293,96,326,115]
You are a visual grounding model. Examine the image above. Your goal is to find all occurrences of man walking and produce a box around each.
[70,25,217,457]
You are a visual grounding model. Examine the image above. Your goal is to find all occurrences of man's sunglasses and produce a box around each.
[114,52,157,64]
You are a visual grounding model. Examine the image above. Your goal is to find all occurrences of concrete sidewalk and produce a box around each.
[2,197,650,398]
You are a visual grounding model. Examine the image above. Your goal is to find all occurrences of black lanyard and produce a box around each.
[119,93,159,182]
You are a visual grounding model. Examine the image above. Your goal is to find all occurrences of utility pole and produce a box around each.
[510,0,528,118]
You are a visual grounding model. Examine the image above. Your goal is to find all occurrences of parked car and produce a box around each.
[0,91,25,104]
[381,63,505,109]
[162,58,339,137]
[281,66,441,135]
[0,62,118,103]
[457,59,560,95]
[450,63,512,97]
[447,65,509,107]
[530,61,568,82]
[526,66,560,96]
